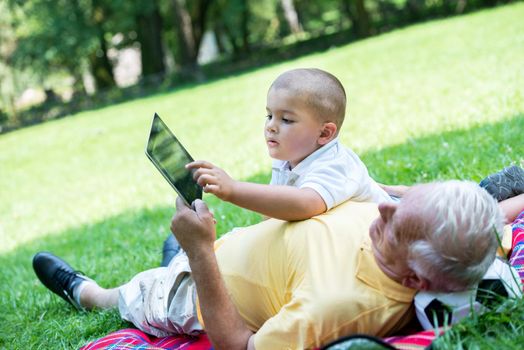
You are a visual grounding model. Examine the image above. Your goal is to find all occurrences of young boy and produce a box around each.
[186,68,391,221]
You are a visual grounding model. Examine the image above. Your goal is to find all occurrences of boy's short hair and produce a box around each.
[269,68,347,129]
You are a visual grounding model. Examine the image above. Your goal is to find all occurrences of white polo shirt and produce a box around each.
[270,138,392,209]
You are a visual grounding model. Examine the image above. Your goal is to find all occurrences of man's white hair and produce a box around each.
[404,181,504,292]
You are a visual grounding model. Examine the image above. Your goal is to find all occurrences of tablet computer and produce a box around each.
[145,113,202,206]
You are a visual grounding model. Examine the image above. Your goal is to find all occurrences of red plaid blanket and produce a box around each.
[81,210,524,350]
[80,328,211,350]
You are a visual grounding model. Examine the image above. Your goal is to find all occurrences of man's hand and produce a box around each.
[171,197,216,257]
[171,197,256,350]
[186,160,236,201]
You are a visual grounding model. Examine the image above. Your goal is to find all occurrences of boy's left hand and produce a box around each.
[186,160,236,201]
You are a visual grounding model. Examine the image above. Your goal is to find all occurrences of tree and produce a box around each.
[343,0,372,38]
[0,3,19,120]
[280,0,303,35]
[209,0,253,58]
[136,0,166,79]
[8,0,116,93]
[405,0,425,21]
[171,0,211,80]
[88,0,116,90]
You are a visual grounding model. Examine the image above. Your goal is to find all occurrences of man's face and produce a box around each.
[369,198,417,285]
[265,87,324,168]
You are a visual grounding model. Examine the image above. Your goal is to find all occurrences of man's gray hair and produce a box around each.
[403,181,504,292]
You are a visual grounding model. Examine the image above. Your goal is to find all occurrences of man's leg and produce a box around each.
[79,283,119,309]
[33,252,119,310]
[33,251,200,338]
[161,234,181,267]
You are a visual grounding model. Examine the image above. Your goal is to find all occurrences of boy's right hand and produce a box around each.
[186,160,236,201]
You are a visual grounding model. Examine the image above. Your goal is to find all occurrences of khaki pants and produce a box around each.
[118,251,203,337]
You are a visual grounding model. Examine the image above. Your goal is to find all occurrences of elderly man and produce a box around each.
[33,181,503,349]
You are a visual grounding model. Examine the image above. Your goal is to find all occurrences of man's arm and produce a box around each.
[187,160,326,221]
[171,198,256,350]
[499,193,524,223]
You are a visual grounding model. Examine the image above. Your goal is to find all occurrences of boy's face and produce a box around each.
[265,87,325,168]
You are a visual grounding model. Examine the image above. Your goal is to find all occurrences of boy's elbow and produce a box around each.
[276,207,324,221]
[302,203,327,219]
[289,196,327,221]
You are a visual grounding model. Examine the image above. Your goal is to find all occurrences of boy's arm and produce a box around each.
[229,182,327,221]
[187,161,326,221]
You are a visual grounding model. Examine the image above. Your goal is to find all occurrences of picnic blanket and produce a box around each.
[80,210,524,350]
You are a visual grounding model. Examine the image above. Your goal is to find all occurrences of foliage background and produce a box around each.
[0,0,518,132]
[0,2,523,349]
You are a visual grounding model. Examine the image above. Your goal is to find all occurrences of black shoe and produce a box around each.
[32,252,88,310]
[161,234,181,267]
[480,165,524,201]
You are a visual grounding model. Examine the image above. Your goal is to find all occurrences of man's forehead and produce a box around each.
[393,185,434,235]
[400,183,436,206]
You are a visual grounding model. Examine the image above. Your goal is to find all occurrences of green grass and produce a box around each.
[1,3,524,349]
[433,296,524,349]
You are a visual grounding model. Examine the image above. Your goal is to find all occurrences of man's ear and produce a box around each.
[402,273,430,291]
[318,122,337,145]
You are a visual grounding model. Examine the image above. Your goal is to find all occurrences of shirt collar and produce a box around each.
[356,240,416,303]
[274,137,340,174]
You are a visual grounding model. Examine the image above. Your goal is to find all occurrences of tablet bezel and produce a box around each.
[145,113,202,206]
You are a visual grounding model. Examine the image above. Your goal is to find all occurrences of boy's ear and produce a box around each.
[318,122,337,145]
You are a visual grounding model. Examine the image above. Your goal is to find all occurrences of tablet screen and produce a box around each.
[146,113,202,205]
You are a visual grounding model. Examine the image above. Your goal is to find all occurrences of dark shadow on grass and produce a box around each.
[1,113,522,348]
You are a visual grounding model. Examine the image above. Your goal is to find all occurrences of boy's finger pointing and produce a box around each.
[186,160,213,169]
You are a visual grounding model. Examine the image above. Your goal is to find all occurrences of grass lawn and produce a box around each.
[1,3,524,349]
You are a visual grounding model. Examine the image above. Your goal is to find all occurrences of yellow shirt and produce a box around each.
[209,201,416,349]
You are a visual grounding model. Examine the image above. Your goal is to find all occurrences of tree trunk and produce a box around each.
[240,0,250,53]
[355,0,371,37]
[88,0,115,91]
[191,0,211,57]
[406,0,424,21]
[136,1,166,79]
[172,0,197,64]
[88,30,116,91]
[222,23,241,57]
[213,24,227,55]
[171,0,211,80]
[64,63,87,97]
[343,0,371,38]
[7,69,18,122]
[280,0,302,35]
[455,0,468,13]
